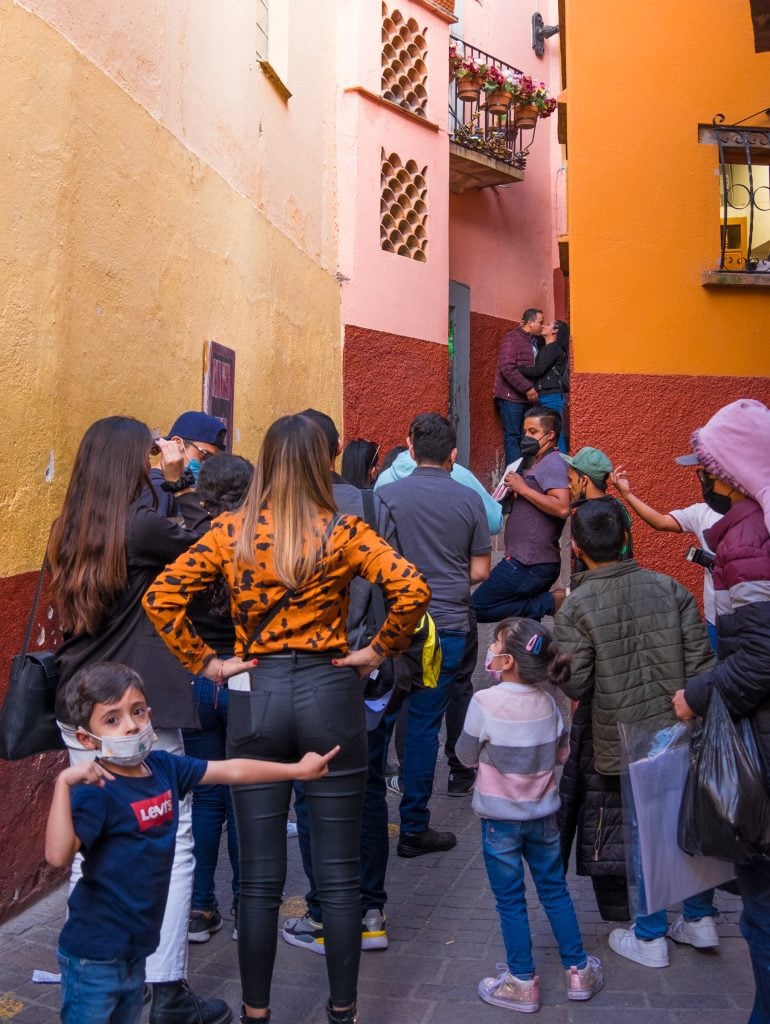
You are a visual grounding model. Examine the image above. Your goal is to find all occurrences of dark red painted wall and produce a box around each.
[0,571,66,922]
[570,372,770,603]
[468,311,516,487]
[342,325,450,452]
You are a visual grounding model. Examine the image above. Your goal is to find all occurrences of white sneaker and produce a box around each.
[668,914,719,949]
[609,927,669,968]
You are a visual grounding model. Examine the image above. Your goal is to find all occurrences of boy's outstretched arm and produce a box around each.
[45,762,114,867]
[200,747,340,787]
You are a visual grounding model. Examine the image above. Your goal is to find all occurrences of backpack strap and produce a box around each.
[361,491,388,629]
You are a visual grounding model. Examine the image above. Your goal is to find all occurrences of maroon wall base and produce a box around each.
[0,571,66,922]
[570,372,770,604]
[343,325,450,453]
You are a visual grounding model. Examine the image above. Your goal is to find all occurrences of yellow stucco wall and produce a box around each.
[566,0,770,376]
[0,0,341,577]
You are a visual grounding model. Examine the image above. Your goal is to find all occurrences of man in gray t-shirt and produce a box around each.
[473,405,570,623]
[379,413,491,857]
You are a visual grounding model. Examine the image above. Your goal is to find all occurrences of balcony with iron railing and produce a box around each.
[448,37,552,193]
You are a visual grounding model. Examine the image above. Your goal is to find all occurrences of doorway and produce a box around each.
[449,280,471,467]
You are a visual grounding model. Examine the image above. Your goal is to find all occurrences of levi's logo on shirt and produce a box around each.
[131,790,174,831]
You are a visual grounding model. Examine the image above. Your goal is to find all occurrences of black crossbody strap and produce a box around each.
[21,538,52,658]
[361,491,388,630]
[244,514,341,654]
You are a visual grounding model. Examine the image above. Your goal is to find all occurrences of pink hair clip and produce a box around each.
[525,634,543,654]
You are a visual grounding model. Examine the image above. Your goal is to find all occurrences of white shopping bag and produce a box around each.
[628,740,736,915]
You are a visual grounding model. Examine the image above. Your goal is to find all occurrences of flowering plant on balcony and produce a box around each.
[449,42,489,81]
[508,73,558,117]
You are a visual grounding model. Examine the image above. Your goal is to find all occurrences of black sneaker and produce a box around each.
[188,908,224,944]
[397,827,457,858]
[447,770,476,797]
[149,981,232,1024]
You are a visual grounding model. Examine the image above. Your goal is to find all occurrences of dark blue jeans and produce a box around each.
[473,556,560,623]
[295,713,391,920]
[496,399,527,464]
[182,675,240,911]
[397,630,468,833]
[482,816,586,979]
[58,947,145,1024]
[737,858,770,1024]
[537,393,567,453]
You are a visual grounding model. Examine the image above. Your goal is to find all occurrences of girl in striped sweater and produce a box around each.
[457,617,603,1013]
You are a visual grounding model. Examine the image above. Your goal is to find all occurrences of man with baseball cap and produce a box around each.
[560,447,613,502]
[671,399,770,1023]
[163,412,227,490]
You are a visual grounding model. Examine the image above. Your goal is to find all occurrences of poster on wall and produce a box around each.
[203,341,235,453]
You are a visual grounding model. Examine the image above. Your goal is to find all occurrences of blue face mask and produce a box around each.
[187,458,202,484]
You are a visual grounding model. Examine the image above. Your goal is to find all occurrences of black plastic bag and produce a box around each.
[678,687,770,864]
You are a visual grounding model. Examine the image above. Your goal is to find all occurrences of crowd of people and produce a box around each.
[35,322,770,1024]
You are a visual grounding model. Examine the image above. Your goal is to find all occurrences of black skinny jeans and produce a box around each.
[227,652,368,1010]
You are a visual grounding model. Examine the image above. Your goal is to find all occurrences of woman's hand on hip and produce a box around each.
[202,655,258,682]
[332,645,385,678]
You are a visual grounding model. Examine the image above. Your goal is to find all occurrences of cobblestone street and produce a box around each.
[0,622,753,1024]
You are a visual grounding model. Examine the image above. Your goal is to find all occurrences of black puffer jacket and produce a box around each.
[518,337,568,395]
[558,701,629,922]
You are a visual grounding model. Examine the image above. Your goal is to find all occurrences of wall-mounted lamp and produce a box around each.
[532,12,559,58]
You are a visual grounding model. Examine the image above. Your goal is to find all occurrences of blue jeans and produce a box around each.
[473,556,560,623]
[295,713,391,920]
[397,631,469,833]
[738,858,770,1024]
[58,947,145,1024]
[537,393,567,453]
[482,816,587,979]
[496,399,527,464]
[182,675,239,911]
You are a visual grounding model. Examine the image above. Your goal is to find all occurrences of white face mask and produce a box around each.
[89,722,156,766]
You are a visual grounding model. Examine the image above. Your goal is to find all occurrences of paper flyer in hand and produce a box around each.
[491,458,522,501]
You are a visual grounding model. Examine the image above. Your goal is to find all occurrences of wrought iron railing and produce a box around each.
[449,37,534,170]
[713,115,770,272]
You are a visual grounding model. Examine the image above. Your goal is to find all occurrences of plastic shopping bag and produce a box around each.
[678,687,770,865]
[620,720,736,918]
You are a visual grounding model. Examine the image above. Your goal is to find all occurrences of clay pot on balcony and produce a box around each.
[484,89,512,115]
[456,74,485,102]
[514,103,540,129]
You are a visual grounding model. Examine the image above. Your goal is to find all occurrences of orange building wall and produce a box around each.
[566,0,770,378]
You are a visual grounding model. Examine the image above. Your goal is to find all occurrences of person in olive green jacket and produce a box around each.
[553,499,716,972]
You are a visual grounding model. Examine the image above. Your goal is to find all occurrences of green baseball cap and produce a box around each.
[559,446,613,485]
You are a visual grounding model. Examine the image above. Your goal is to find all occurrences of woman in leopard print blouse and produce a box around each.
[144,413,429,1024]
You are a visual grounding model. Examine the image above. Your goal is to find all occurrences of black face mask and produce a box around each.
[519,435,542,470]
[700,474,733,516]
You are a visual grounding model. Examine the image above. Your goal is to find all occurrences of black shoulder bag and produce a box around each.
[0,549,64,760]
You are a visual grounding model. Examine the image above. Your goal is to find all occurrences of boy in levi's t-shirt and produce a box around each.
[46,661,337,1024]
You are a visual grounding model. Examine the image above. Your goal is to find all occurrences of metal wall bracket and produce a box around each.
[532,12,559,57]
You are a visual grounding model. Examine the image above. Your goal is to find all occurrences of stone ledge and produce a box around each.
[702,270,770,288]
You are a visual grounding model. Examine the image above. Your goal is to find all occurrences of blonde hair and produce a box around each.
[235,415,336,588]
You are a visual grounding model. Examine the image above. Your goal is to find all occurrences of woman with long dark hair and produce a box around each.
[340,439,379,489]
[50,415,231,1024]
[144,414,430,1024]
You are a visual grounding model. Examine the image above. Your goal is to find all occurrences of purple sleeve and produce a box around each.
[533,454,569,492]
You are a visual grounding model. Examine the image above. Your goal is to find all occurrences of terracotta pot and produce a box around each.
[484,89,512,115]
[455,74,484,102]
[514,102,540,129]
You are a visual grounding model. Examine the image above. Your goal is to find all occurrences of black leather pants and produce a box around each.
[227,653,368,1010]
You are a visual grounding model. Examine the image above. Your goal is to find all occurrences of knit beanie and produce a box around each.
[690,399,770,533]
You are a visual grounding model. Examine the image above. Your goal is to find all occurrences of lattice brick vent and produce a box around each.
[381,5,428,117]
[380,150,428,262]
